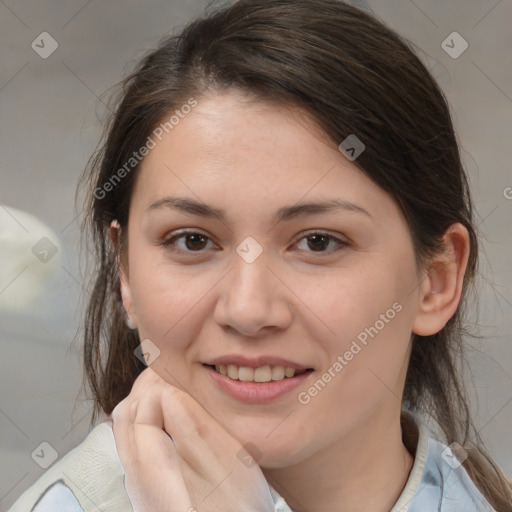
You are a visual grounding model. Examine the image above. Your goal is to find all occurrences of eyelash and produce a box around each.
[161,229,349,255]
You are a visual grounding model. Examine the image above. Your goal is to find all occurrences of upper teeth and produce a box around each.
[215,364,302,382]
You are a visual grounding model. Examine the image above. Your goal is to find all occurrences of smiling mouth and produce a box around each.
[205,364,314,383]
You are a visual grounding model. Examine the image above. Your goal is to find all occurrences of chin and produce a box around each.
[258,447,310,469]
[238,429,308,467]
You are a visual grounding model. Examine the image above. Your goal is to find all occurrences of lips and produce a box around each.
[205,366,313,403]
[203,355,314,403]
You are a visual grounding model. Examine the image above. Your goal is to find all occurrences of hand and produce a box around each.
[111,367,276,512]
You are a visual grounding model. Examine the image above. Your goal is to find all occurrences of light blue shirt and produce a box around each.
[270,410,497,511]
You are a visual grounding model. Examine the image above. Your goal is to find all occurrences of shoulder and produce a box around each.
[420,436,497,511]
[7,421,133,512]
[392,410,497,512]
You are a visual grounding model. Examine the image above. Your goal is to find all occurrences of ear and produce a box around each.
[412,223,470,336]
[110,219,138,329]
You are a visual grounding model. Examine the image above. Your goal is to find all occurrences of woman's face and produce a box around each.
[118,90,424,467]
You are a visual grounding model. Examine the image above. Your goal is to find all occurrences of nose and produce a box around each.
[213,250,293,337]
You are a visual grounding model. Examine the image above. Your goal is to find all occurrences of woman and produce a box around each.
[8,0,512,511]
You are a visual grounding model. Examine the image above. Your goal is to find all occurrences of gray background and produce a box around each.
[1,0,511,509]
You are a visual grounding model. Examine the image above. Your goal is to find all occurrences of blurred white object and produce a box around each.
[0,204,61,312]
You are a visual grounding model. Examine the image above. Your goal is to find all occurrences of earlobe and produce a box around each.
[120,278,138,330]
[110,219,138,330]
[110,219,121,249]
[412,224,470,336]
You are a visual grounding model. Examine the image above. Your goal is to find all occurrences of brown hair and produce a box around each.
[77,0,512,509]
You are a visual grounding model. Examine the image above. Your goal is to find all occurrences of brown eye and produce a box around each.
[306,234,330,251]
[295,231,348,253]
[182,233,208,251]
[162,231,214,252]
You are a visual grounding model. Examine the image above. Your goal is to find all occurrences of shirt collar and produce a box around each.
[268,409,495,512]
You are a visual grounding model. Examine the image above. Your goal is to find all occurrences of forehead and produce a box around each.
[129,91,397,223]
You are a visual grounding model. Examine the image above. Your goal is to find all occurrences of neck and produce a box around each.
[262,408,415,512]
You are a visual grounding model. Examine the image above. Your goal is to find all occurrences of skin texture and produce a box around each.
[110,89,470,512]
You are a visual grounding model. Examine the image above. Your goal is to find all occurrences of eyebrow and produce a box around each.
[146,196,372,222]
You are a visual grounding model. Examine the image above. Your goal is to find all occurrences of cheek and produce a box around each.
[299,259,406,348]
[128,252,213,344]
[295,260,414,407]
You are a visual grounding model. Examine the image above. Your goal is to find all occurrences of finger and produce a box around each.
[111,398,138,471]
[130,392,165,429]
[129,368,229,445]
[119,374,273,511]
[129,423,195,512]
[128,370,250,474]
[126,370,230,458]
[157,386,243,475]
[129,367,166,398]
[127,388,227,480]
[115,398,196,512]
